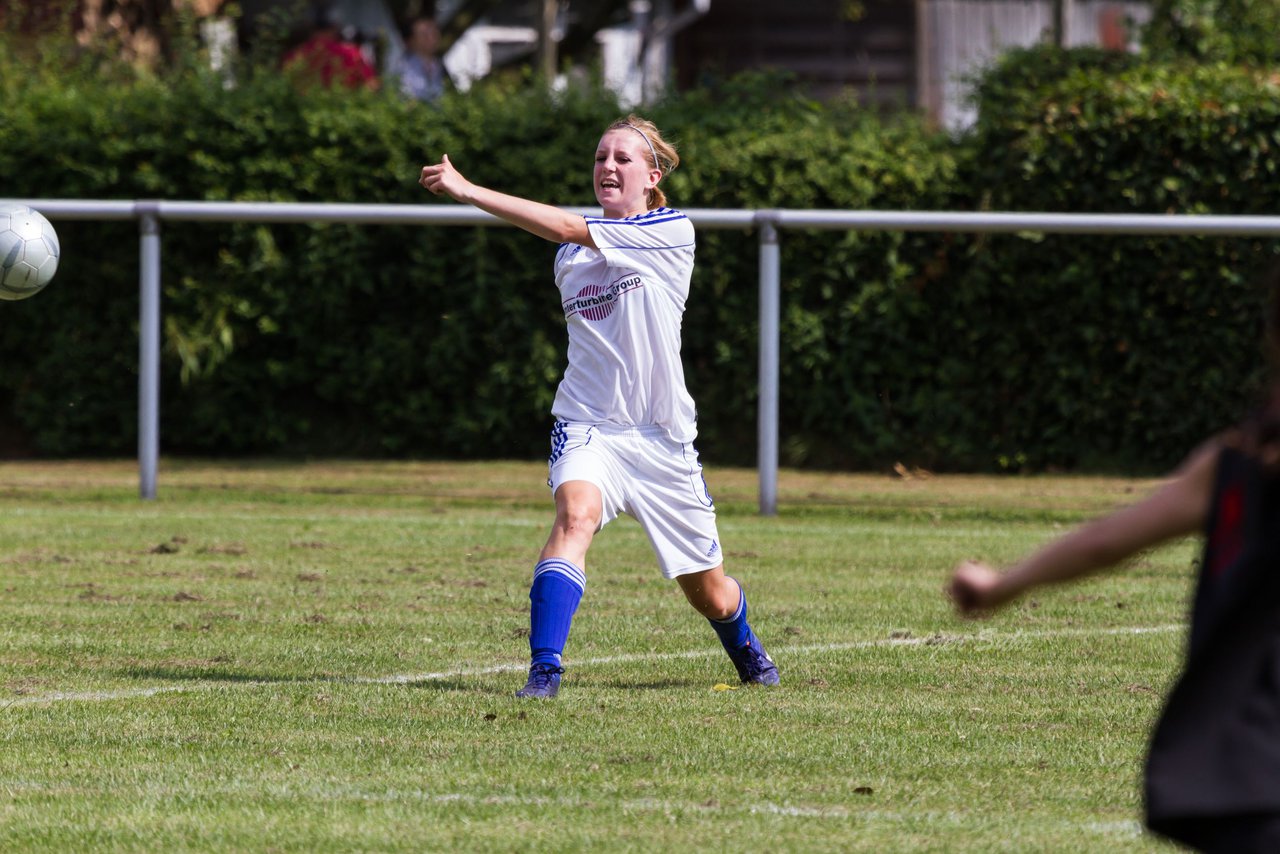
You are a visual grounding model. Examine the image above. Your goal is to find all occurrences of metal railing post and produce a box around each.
[137,203,161,500]
[757,214,780,516]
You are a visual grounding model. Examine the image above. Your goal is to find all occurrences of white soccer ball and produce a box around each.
[0,203,60,301]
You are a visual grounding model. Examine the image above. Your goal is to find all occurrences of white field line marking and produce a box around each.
[0,775,1147,836]
[2,686,192,706]
[3,623,1183,708]
[367,622,1184,684]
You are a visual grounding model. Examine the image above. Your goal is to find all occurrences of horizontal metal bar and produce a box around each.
[158,200,513,225]
[12,200,1280,237]
[773,209,1280,236]
[3,199,759,229]
[14,199,513,226]
[5,199,139,219]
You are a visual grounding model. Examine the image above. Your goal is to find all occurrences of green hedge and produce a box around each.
[948,55,1280,470]
[1,46,1277,472]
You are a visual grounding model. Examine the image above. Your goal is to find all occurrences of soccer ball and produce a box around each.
[0,203,60,301]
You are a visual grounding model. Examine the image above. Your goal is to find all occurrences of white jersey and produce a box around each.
[550,207,698,443]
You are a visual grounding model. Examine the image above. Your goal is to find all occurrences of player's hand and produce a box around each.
[947,560,1004,616]
[419,153,470,201]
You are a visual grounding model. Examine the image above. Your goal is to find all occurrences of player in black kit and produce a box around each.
[948,273,1280,853]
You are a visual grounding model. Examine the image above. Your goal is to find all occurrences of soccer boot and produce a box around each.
[726,631,780,686]
[515,663,564,698]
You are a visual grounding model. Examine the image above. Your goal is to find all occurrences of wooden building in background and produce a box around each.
[673,0,1150,129]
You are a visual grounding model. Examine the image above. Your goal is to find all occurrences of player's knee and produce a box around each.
[556,502,600,536]
[681,579,736,620]
[701,593,736,621]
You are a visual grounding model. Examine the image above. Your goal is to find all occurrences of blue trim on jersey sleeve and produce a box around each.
[584,215,687,228]
[554,243,575,273]
[597,242,695,252]
[584,208,687,227]
[584,207,693,253]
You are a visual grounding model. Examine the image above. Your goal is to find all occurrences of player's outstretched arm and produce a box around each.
[419,154,596,248]
[948,439,1220,615]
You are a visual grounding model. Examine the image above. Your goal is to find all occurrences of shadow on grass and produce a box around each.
[119,666,351,685]
[401,676,704,693]
[405,678,490,693]
[592,678,701,690]
[120,666,518,695]
[108,666,727,700]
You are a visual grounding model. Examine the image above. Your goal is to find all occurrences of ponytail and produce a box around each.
[606,114,679,211]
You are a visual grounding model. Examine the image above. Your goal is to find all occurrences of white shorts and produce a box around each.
[547,420,723,579]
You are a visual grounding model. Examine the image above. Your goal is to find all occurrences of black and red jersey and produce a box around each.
[1146,445,1280,834]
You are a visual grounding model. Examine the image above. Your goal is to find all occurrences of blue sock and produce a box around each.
[709,577,753,651]
[528,558,585,668]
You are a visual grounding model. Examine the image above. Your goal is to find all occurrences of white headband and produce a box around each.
[624,124,660,171]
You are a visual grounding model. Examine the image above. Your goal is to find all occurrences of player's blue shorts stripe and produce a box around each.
[548,420,569,467]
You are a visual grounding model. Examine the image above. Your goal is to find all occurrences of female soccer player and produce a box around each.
[948,282,1280,853]
[419,115,779,698]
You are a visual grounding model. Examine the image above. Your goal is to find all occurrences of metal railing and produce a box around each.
[12,199,1280,514]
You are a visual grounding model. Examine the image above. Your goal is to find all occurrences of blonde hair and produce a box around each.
[606,114,679,210]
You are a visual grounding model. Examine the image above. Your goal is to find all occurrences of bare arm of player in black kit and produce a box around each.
[948,440,1214,614]
[949,269,1280,852]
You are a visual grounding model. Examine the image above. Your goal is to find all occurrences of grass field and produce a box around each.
[0,459,1196,852]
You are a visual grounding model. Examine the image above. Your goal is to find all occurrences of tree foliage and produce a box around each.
[1142,0,1280,64]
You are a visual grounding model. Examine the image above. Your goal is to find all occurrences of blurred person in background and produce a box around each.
[393,14,450,104]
